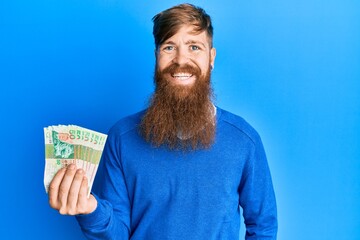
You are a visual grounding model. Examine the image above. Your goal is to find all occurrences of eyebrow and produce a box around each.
[186,40,207,49]
[162,41,176,46]
[162,40,207,49]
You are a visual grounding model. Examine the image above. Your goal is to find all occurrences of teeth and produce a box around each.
[172,73,192,78]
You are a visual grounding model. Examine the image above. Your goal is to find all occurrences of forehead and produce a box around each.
[164,25,210,46]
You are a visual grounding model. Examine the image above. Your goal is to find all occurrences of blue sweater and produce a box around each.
[76,107,277,239]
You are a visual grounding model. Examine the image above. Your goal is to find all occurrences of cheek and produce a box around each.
[198,61,211,74]
[157,55,172,71]
[194,55,211,70]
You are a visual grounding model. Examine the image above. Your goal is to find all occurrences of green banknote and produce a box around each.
[44,125,107,197]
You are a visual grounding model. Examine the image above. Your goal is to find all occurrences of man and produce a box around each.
[48,4,277,239]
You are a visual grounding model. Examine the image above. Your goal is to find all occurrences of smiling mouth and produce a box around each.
[171,72,193,80]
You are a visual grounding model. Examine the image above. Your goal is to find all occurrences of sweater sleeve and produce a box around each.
[75,128,131,240]
[238,136,278,239]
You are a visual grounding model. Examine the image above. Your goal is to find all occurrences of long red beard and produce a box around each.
[140,63,215,150]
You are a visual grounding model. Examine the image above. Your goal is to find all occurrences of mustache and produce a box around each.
[162,63,201,76]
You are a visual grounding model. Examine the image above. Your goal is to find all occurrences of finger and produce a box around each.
[48,167,67,209]
[66,168,85,215]
[58,164,77,214]
[77,175,90,214]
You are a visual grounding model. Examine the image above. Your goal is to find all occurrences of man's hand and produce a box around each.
[48,164,97,215]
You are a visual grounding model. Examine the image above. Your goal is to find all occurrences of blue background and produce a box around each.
[0,0,359,239]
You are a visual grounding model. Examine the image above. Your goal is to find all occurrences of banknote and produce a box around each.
[44,125,107,197]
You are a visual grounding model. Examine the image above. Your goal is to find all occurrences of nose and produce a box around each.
[172,47,189,65]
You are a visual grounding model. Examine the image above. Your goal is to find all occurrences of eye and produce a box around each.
[190,45,200,51]
[163,45,175,52]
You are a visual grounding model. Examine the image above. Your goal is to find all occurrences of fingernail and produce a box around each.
[69,164,75,170]
[77,169,83,174]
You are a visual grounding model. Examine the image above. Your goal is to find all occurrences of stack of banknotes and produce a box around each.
[44,125,107,197]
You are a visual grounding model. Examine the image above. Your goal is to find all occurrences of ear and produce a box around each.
[210,47,216,69]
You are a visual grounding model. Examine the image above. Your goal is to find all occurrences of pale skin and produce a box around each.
[48,24,216,216]
[48,164,97,215]
[156,25,216,86]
